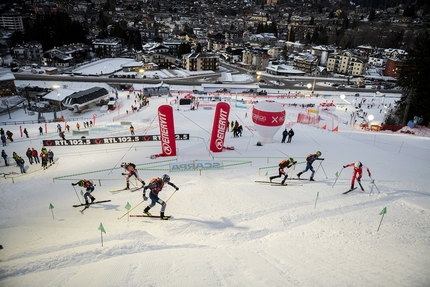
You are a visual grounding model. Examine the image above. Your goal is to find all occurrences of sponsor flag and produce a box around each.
[158,105,177,156]
[209,102,230,152]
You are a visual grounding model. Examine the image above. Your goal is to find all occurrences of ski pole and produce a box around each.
[72,185,83,204]
[315,161,322,173]
[117,201,143,220]
[320,161,328,179]
[165,190,177,203]
[122,174,137,187]
[287,164,296,183]
[332,167,344,187]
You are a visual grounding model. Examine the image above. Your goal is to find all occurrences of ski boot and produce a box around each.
[350,184,354,190]
[160,212,169,220]
[90,196,96,203]
[309,176,315,181]
[85,200,89,207]
[297,172,303,179]
[144,206,152,217]
[269,177,273,183]
[124,183,130,190]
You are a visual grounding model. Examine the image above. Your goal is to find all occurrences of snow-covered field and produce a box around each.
[0,84,429,287]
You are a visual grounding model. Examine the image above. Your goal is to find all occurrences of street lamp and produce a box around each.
[311,76,316,94]
[52,84,63,120]
[3,99,11,119]
[139,68,145,96]
[307,83,312,93]
[368,114,374,129]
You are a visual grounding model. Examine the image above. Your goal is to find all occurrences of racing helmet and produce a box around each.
[162,174,170,183]
[354,161,362,168]
[121,162,127,168]
[288,157,294,163]
[316,151,322,156]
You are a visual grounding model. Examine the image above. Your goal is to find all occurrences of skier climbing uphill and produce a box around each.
[143,174,179,220]
[72,179,95,206]
[270,158,297,185]
[121,162,145,190]
[343,161,371,191]
[297,151,324,181]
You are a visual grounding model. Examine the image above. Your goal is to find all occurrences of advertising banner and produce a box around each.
[209,102,230,152]
[42,134,189,147]
[158,105,177,156]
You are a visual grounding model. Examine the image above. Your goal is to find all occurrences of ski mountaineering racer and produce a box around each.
[343,161,371,191]
[269,158,297,185]
[297,151,324,181]
[143,174,179,220]
[72,179,95,206]
[121,162,145,190]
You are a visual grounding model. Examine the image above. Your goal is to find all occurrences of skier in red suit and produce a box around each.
[343,161,371,190]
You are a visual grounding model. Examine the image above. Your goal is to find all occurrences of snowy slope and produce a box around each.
[0,87,429,287]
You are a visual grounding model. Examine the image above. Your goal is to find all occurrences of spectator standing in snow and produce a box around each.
[12,152,19,165]
[32,148,40,164]
[281,129,288,143]
[17,157,26,173]
[26,148,33,165]
[1,150,8,166]
[287,128,295,143]
[48,150,54,164]
[40,149,48,169]
[6,131,13,142]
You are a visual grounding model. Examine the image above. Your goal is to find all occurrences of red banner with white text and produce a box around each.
[158,105,177,156]
[210,102,231,152]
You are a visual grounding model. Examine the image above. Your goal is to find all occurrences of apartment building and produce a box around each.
[326,51,365,76]
[0,11,24,32]
[182,52,219,71]
[92,38,123,58]
[293,53,319,73]
[12,42,44,64]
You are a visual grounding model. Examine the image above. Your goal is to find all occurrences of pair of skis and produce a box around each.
[343,180,364,194]
[129,214,172,220]
[73,200,112,212]
[255,179,305,186]
[110,186,142,194]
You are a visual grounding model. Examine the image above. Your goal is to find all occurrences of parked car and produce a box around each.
[336,85,346,90]
[214,81,223,84]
